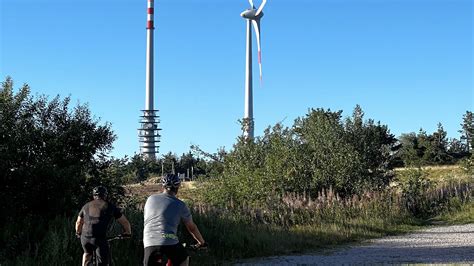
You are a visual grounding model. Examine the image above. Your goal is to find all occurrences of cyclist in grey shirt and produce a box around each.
[143,174,206,266]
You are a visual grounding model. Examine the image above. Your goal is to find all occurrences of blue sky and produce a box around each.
[1,0,472,158]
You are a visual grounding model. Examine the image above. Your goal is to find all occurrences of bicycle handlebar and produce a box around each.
[189,242,208,251]
[107,234,132,241]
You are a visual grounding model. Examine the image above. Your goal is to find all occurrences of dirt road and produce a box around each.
[236,224,474,265]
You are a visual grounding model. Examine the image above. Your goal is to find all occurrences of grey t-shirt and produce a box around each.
[143,193,192,247]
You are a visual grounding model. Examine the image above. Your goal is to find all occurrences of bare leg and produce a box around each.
[82,253,92,266]
[179,256,190,266]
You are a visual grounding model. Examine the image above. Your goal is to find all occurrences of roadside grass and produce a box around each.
[434,202,474,225]
[1,189,424,265]
[2,165,473,265]
[395,165,470,185]
[183,187,429,264]
[189,215,423,265]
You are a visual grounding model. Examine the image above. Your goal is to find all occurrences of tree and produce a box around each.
[398,132,424,167]
[460,111,474,153]
[294,108,365,196]
[424,123,452,164]
[190,145,226,179]
[343,105,398,188]
[204,107,401,206]
[398,125,454,166]
[162,152,178,174]
[0,77,116,223]
[447,138,468,160]
[127,154,155,182]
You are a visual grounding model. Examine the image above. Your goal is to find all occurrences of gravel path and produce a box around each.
[236,224,474,265]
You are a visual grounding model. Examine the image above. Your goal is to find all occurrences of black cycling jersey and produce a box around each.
[79,199,122,238]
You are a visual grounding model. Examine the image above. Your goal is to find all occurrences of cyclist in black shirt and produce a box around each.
[75,186,131,266]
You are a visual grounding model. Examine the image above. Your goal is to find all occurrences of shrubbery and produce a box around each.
[0,77,124,261]
[397,111,473,167]
[1,76,472,264]
[460,153,474,176]
[203,106,398,206]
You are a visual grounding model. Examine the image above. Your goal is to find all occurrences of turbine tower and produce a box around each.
[139,0,161,159]
[241,0,266,139]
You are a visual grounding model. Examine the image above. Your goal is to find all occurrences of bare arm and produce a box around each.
[184,219,205,245]
[75,216,84,235]
[117,215,132,235]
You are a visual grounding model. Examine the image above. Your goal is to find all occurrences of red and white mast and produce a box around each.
[139,0,160,159]
[145,0,154,111]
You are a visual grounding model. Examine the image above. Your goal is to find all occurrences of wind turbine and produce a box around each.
[241,0,267,139]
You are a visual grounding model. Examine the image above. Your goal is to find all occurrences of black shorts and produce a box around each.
[81,236,110,265]
[143,243,188,266]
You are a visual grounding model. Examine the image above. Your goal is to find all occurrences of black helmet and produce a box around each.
[92,186,108,198]
[161,174,181,189]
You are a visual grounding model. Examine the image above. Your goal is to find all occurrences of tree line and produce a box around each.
[396,113,473,167]
[117,109,474,188]
[1,76,472,221]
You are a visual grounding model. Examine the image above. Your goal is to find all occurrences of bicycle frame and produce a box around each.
[152,242,206,266]
[155,255,173,266]
[90,235,129,266]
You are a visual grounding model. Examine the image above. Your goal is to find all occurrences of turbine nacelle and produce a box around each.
[240,9,264,20]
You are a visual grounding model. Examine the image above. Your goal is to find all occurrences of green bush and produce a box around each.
[400,169,433,216]
[204,107,398,206]
[0,77,124,262]
[460,153,474,176]
[4,177,472,265]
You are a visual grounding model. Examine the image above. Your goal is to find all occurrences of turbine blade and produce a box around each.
[248,0,255,8]
[252,19,263,83]
[256,0,267,16]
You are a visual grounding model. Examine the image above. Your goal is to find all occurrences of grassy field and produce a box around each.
[126,165,473,264]
[395,165,470,184]
[2,165,473,265]
[435,202,474,225]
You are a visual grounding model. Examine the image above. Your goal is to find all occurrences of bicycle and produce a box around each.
[153,242,208,266]
[88,234,131,266]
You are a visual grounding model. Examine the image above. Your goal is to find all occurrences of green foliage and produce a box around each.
[400,169,433,216]
[190,145,226,179]
[460,110,474,153]
[1,190,421,265]
[398,125,455,167]
[460,153,474,176]
[0,211,143,266]
[424,123,452,164]
[127,154,158,182]
[0,77,121,261]
[398,132,424,167]
[116,149,226,184]
[436,202,474,224]
[398,112,473,167]
[2,76,472,264]
[295,108,364,195]
[204,106,399,206]
[3,167,473,265]
[398,168,474,218]
[0,77,118,218]
[343,105,398,189]
[448,138,468,160]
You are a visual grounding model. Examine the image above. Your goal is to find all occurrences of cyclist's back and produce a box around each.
[81,199,121,238]
[76,186,131,266]
[143,174,206,266]
[144,193,191,246]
